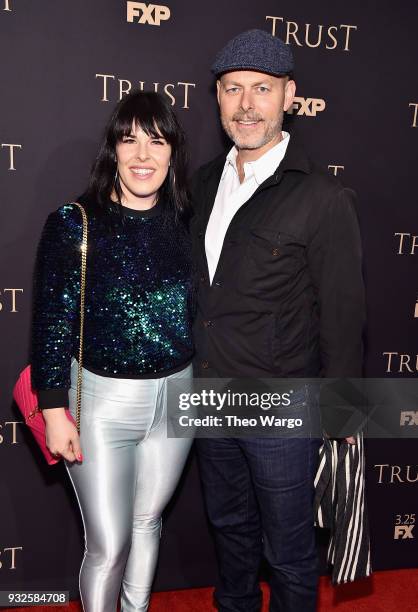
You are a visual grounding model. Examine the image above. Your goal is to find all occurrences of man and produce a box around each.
[191,29,365,611]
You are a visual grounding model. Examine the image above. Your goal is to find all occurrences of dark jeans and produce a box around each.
[196,434,322,612]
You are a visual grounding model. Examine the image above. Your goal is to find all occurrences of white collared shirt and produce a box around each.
[205,131,290,283]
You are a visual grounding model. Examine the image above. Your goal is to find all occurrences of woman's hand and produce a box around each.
[43,408,83,462]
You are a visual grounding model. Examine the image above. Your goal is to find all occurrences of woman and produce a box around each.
[30,91,194,611]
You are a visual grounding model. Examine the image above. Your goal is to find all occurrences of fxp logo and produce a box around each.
[127,1,170,26]
[287,97,326,117]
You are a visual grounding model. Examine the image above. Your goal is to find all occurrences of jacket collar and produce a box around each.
[277,136,312,176]
[202,134,311,184]
[199,135,312,224]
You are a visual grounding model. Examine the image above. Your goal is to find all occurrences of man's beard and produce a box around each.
[221,109,284,150]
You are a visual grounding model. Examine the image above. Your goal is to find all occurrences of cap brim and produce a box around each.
[213,65,292,78]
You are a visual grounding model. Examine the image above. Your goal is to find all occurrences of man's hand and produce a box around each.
[42,407,83,462]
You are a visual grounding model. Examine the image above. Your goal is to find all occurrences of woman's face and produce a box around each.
[115,121,172,209]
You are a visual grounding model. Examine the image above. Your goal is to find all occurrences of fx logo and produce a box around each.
[400,411,418,426]
[127,1,170,26]
[394,525,414,539]
[287,97,326,117]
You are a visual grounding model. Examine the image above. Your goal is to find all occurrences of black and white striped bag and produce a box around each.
[314,432,372,584]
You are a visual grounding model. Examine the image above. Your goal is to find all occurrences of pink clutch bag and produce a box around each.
[13,203,88,465]
[13,365,76,465]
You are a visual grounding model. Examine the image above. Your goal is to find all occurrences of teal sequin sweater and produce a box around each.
[30,200,194,408]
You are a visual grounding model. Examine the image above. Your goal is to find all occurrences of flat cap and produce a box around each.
[211,29,294,78]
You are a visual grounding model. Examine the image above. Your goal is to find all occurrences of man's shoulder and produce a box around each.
[306,163,350,194]
[295,161,359,227]
[284,138,354,199]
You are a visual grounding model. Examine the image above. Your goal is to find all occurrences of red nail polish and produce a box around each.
[78,453,83,461]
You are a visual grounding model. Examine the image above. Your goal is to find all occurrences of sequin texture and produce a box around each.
[31,203,194,392]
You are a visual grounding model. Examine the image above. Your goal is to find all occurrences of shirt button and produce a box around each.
[202,360,209,369]
[203,320,213,327]
[272,248,280,256]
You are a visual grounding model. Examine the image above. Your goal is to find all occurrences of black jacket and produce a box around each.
[190,138,366,378]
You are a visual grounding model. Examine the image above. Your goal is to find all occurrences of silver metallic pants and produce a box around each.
[65,359,193,612]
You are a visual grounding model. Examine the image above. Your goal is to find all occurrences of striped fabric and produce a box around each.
[314,432,372,584]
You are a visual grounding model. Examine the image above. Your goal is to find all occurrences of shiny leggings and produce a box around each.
[65,360,193,612]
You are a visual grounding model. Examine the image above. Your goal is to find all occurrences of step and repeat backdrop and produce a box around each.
[1,0,417,599]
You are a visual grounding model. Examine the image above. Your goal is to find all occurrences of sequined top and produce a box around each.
[30,200,194,408]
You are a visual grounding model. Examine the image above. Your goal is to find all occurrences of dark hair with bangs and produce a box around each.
[80,90,191,223]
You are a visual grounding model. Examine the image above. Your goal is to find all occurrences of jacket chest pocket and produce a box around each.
[238,228,306,297]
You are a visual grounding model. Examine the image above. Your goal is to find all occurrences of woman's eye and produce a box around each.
[152,139,165,145]
[123,137,135,143]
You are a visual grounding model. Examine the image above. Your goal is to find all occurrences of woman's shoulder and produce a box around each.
[42,202,85,242]
[48,201,90,225]
[50,202,84,222]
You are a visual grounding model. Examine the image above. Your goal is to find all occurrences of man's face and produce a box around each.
[217,70,295,152]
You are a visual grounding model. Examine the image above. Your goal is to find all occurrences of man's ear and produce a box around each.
[283,79,296,113]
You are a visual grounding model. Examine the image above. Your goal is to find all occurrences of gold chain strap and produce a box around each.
[73,203,88,434]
